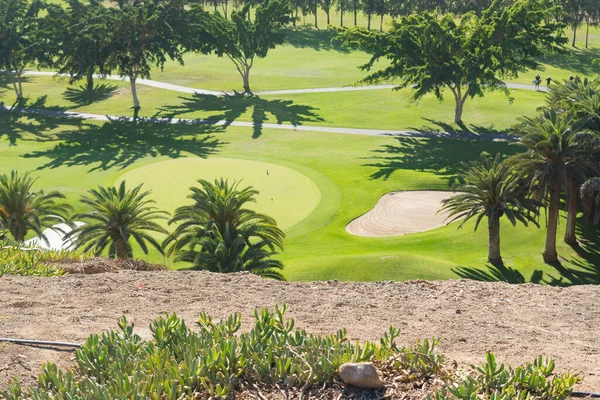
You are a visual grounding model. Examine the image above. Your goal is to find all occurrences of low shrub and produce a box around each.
[0,240,89,277]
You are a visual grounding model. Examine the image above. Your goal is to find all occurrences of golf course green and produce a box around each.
[116,157,321,230]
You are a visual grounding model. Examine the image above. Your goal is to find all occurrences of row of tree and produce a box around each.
[0,0,292,109]
[442,77,600,265]
[201,0,599,43]
[0,173,286,280]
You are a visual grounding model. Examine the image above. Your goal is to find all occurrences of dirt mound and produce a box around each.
[0,271,598,393]
[56,257,167,274]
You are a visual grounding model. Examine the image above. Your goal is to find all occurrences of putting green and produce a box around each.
[116,157,321,230]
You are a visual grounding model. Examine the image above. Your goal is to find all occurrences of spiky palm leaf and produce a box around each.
[0,170,72,243]
[441,153,541,264]
[164,178,285,280]
[66,181,168,259]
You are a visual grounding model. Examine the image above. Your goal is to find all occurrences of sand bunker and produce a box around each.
[346,190,461,237]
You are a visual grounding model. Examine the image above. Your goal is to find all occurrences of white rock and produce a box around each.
[338,362,383,389]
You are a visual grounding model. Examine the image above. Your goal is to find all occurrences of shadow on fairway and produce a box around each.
[159,93,323,139]
[0,97,81,146]
[0,72,33,93]
[418,118,511,137]
[63,83,119,107]
[453,263,545,284]
[363,137,520,184]
[537,48,600,78]
[453,221,600,286]
[282,27,350,53]
[23,117,224,172]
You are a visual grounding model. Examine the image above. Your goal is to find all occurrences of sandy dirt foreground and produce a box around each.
[346,191,461,237]
[0,271,599,393]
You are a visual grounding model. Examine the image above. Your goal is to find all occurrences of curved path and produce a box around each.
[23,70,549,97]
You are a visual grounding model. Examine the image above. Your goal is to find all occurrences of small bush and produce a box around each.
[0,240,89,277]
[429,352,580,400]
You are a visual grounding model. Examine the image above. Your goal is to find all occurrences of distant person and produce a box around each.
[533,74,541,91]
[569,74,575,82]
[546,76,552,87]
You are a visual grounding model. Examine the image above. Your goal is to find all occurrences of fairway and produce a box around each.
[116,157,321,230]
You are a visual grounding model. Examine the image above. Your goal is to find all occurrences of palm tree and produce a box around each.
[66,181,168,259]
[441,154,540,265]
[512,109,596,261]
[0,170,72,243]
[163,178,285,280]
[545,77,600,131]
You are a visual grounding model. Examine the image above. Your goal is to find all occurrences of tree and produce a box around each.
[319,0,335,25]
[0,0,46,101]
[104,0,189,112]
[66,182,168,259]
[206,0,293,94]
[441,154,540,265]
[41,0,112,92]
[581,177,600,224]
[512,109,597,261]
[337,0,351,25]
[0,171,72,243]
[164,179,285,280]
[361,0,376,29]
[546,77,600,131]
[336,0,566,124]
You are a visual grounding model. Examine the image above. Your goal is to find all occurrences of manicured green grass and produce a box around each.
[116,157,321,230]
[2,112,597,284]
[0,75,546,133]
[1,22,598,284]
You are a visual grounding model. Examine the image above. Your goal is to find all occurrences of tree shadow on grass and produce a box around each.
[363,136,520,184]
[23,117,224,172]
[63,83,118,107]
[281,26,350,53]
[159,93,323,139]
[537,48,600,78]
[417,118,514,138]
[453,263,545,284]
[0,97,81,146]
[453,221,600,286]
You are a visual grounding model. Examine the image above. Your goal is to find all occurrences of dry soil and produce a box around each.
[0,270,599,393]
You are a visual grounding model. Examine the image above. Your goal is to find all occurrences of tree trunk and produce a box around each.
[543,179,561,263]
[114,237,129,259]
[564,177,579,246]
[340,8,343,26]
[16,73,23,100]
[130,75,141,110]
[572,25,577,47]
[326,9,330,24]
[379,14,383,31]
[353,0,357,25]
[367,13,371,29]
[9,72,21,100]
[314,6,318,28]
[242,66,252,94]
[585,21,589,49]
[454,98,464,124]
[488,218,502,265]
[86,69,94,92]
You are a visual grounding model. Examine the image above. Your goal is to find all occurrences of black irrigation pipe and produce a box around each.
[572,392,600,398]
[0,338,81,349]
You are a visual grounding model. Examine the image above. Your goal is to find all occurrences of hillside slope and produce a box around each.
[0,271,598,392]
